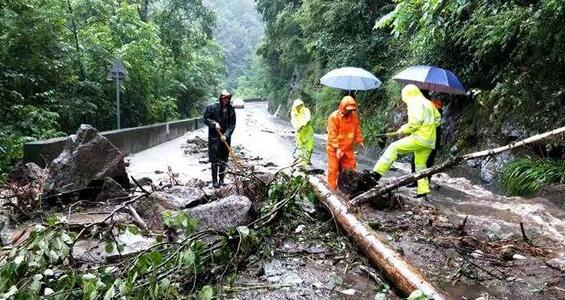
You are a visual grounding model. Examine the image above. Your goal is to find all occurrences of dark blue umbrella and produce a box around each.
[393,65,466,95]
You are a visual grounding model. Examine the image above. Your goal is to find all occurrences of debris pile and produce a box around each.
[357,188,564,299]
[0,126,388,299]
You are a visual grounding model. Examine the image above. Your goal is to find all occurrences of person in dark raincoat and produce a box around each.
[204,90,236,188]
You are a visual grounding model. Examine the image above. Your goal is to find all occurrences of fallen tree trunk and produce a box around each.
[308,175,452,299]
[350,126,565,206]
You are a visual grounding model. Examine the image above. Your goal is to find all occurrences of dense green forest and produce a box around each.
[247,0,565,192]
[0,0,225,179]
[203,0,264,91]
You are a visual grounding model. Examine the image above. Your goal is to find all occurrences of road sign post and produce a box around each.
[107,58,129,129]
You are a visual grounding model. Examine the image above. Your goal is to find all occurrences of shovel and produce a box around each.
[215,127,244,169]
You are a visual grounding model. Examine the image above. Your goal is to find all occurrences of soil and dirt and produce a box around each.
[355,187,564,299]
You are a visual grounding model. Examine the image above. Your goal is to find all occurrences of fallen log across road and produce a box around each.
[308,175,452,300]
[350,125,565,206]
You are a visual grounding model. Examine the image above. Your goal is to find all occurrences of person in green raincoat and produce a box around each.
[291,99,314,167]
[367,84,441,198]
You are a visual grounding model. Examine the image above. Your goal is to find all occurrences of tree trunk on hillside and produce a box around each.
[350,126,565,206]
[308,176,452,300]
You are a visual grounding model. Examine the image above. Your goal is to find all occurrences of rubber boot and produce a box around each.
[219,163,226,186]
[211,163,220,188]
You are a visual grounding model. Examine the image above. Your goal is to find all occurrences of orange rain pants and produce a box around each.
[326,96,364,190]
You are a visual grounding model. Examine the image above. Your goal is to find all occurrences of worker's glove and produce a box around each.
[220,135,227,142]
[215,122,221,129]
[336,148,344,160]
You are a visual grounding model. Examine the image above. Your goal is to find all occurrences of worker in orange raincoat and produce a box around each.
[326,96,364,190]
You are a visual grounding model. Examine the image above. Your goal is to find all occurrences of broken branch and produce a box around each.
[520,222,534,246]
[350,126,565,206]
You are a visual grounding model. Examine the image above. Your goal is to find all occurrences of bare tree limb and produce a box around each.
[350,126,565,206]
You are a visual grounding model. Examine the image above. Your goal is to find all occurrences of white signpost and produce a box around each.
[107,58,129,129]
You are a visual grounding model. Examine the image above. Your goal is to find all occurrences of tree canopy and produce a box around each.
[0,0,225,179]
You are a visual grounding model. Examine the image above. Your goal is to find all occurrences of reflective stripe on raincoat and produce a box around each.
[291,99,314,165]
[397,85,441,149]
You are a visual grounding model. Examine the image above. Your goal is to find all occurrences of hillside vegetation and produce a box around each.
[243,0,565,191]
[0,0,225,179]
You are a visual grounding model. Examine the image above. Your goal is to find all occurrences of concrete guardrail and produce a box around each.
[23,117,204,167]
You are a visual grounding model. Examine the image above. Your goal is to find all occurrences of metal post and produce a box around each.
[115,77,120,129]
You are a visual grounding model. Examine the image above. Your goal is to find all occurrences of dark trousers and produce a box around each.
[411,127,441,179]
[211,161,227,184]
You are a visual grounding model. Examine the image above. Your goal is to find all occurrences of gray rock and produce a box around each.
[538,183,565,209]
[185,195,252,231]
[185,178,206,189]
[480,151,514,183]
[466,158,481,168]
[0,211,10,246]
[95,177,129,202]
[149,186,206,209]
[546,257,565,272]
[392,111,404,129]
[8,162,45,185]
[72,232,155,264]
[501,121,529,140]
[42,125,129,199]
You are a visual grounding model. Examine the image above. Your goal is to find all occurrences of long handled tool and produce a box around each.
[374,132,399,138]
[375,132,400,149]
[215,127,244,169]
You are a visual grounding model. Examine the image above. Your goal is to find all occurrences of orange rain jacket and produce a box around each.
[326,96,364,190]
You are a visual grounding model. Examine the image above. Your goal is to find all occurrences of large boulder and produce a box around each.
[148,186,206,210]
[133,186,207,231]
[42,125,129,199]
[166,186,207,208]
[185,195,253,231]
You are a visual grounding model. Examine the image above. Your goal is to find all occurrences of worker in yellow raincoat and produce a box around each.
[367,84,441,198]
[290,99,314,167]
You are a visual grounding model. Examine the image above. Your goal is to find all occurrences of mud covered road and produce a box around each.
[128,102,564,299]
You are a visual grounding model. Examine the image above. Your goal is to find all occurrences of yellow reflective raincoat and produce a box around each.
[373,85,441,195]
[291,99,314,166]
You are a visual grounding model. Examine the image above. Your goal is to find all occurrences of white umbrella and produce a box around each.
[320,67,382,91]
